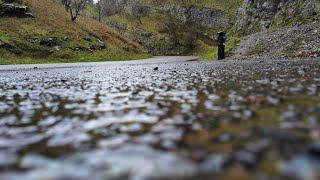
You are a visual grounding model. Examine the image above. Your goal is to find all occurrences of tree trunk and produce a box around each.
[98,8,101,22]
[68,6,76,21]
[64,0,87,22]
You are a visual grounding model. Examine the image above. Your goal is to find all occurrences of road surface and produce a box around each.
[0,56,198,71]
[0,56,320,179]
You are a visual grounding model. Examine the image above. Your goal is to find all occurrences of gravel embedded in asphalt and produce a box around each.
[0,57,320,179]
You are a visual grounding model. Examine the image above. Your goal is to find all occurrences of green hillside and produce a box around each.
[98,0,242,60]
[0,0,149,65]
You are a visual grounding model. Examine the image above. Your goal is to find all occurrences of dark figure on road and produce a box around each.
[217,31,226,60]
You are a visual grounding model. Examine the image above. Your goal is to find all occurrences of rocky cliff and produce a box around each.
[230,0,320,59]
[235,0,320,34]
[125,3,231,28]
[102,0,231,28]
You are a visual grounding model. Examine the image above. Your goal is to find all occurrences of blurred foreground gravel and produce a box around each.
[0,57,320,180]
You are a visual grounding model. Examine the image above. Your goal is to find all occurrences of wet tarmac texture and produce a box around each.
[0,57,320,180]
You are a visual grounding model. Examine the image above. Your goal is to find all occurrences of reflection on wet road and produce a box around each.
[0,57,320,179]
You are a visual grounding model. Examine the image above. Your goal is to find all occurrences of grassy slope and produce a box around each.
[0,0,150,65]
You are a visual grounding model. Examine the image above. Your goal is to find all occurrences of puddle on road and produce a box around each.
[0,60,320,179]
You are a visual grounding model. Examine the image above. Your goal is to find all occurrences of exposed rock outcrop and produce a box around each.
[153,4,230,28]
[124,2,231,28]
[0,3,34,18]
[235,0,320,33]
[28,36,107,52]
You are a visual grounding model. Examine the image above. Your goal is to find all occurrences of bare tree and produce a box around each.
[61,0,69,12]
[131,3,150,24]
[159,13,198,49]
[96,0,102,22]
[62,0,88,21]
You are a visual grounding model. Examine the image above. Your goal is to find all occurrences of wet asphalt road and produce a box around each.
[0,56,320,180]
[0,56,198,71]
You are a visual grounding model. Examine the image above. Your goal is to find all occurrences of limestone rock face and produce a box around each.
[235,0,320,33]
[101,0,230,28]
[153,4,230,28]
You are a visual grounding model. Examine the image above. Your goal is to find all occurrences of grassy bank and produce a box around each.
[0,53,151,65]
[0,0,150,64]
